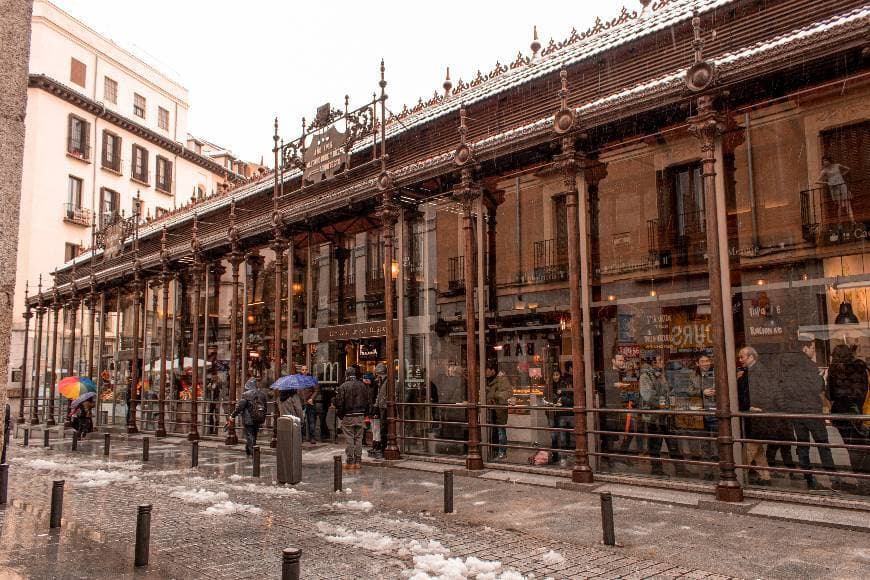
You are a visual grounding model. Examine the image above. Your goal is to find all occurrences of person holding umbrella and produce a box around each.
[69,392,97,440]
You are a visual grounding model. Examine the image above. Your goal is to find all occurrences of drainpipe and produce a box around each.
[744,112,759,253]
[515,177,522,284]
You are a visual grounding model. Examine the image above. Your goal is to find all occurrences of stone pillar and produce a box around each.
[689,95,743,502]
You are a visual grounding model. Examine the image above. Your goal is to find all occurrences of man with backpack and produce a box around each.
[334,366,371,469]
[228,377,269,456]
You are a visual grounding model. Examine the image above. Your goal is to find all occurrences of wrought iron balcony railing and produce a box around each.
[62,203,92,227]
[447,256,465,291]
[800,178,867,243]
[647,209,707,267]
[533,237,568,282]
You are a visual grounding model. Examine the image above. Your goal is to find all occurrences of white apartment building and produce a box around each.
[8,0,248,396]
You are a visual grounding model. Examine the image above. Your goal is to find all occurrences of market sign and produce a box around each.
[303,125,348,184]
[318,320,398,342]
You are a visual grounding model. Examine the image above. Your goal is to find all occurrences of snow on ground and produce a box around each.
[397,540,450,558]
[405,554,524,580]
[229,474,245,481]
[376,517,436,534]
[540,550,564,566]
[316,522,397,552]
[170,488,229,504]
[203,500,263,516]
[75,469,140,487]
[226,483,305,497]
[331,500,374,512]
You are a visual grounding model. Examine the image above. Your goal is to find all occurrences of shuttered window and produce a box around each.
[70,58,86,87]
[131,144,149,182]
[67,115,90,160]
[102,131,121,172]
[155,156,172,193]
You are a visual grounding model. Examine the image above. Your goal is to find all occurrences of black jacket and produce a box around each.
[334,378,370,418]
[231,388,269,426]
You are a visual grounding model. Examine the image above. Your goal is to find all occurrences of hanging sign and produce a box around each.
[303,125,348,184]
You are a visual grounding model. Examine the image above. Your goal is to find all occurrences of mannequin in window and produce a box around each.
[816,156,853,223]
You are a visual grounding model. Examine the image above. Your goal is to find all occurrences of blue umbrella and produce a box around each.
[271,374,316,391]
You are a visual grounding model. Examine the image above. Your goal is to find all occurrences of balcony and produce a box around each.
[447,256,465,291]
[647,209,707,267]
[62,203,93,227]
[533,238,568,282]
[801,178,868,244]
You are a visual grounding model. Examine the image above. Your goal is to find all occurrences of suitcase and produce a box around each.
[277,415,302,484]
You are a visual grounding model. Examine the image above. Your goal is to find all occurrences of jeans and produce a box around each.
[550,415,575,458]
[243,424,259,455]
[341,415,365,463]
[645,420,683,472]
[303,404,317,441]
[793,419,837,478]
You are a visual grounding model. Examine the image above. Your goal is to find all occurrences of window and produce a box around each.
[100,187,119,226]
[131,144,148,182]
[104,76,117,104]
[67,176,83,208]
[155,206,168,218]
[64,242,80,262]
[67,115,90,160]
[155,156,172,193]
[101,131,121,172]
[158,107,169,130]
[133,93,146,119]
[70,58,86,87]
[652,161,705,266]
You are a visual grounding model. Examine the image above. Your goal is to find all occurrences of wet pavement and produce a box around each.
[0,430,867,579]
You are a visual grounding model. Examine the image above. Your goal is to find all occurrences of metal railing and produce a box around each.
[62,203,93,227]
[66,139,90,161]
[647,209,707,266]
[447,256,465,291]
[800,178,867,243]
[533,237,569,282]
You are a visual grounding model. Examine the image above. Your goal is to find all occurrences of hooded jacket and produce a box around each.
[232,383,269,426]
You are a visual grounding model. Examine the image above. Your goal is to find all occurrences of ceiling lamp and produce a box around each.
[835,301,860,325]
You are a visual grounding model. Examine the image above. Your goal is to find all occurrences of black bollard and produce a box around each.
[23,429,29,446]
[134,504,152,567]
[0,464,8,504]
[71,431,78,451]
[444,470,454,514]
[252,446,261,478]
[49,480,64,528]
[281,547,301,580]
[333,456,342,493]
[142,437,150,462]
[191,441,199,468]
[104,433,111,456]
[43,429,50,448]
[600,492,616,546]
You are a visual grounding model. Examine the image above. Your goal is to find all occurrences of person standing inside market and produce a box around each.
[298,365,319,444]
[485,360,513,461]
[639,354,685,477]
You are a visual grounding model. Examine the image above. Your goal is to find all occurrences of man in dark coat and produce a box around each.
[228,379,269,456]
[334,366,371,469]
[737,346,771,484]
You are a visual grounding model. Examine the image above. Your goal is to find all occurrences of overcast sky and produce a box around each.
[51,0,606,163]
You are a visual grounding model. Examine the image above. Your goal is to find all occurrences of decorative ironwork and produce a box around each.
[95,211,136,260]
[685,9,716,92]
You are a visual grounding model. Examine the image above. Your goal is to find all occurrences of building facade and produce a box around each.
[9,0,249,398]
[27,0,870,503]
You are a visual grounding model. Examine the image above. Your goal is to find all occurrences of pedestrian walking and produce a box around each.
[334,366,370,469]
[227,378,269,456]
[69,395,95,440]
[368,363,388,458]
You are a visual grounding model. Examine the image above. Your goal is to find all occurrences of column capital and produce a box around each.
[377,193,400,228]
[687,94,724,154]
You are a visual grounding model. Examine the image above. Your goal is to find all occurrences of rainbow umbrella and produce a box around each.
[58,376,97,400]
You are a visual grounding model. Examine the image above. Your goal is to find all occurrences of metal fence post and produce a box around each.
[191,440,199,468]
[333,456,342,493]
[103,433,110,456]
[49,480,64,528]
[600,492,616,546]
[282,547,301,580]
[134,504,152,567]
[0,464,8,504]
[23,429,29,446]
[444,470,454,513]
[43,430,50,448]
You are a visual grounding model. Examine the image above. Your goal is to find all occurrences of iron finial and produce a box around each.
[691,9,703,63]
[273,117,279,144]
[443,67,452,96]
[24,280,29,301]
[380,58,386,89]
[531,25,541,57]
[685,8,715,92]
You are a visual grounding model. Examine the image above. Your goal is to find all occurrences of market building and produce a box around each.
[21,0,870,503]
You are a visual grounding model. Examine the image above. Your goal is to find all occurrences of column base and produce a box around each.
[127,425,139,434]
[716,481,744,502]
[46,418,56,427]
[383,446,401,461]
[154,428,167,438]
[465,455,484,471]
[30,417,40,426]
[225,432,238,445]
[572,465,594,484]
[187,431,200,441]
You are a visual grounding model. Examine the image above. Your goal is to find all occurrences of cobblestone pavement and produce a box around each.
[0,431,856,579]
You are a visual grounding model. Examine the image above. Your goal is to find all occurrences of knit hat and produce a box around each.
[375,362,387,375]
[345,367,357,378]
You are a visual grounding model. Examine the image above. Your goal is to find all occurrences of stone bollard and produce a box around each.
[600,492,616,546]
[142,437,150,462]
[191,441,199,468]
[23,429,29,446]
[43,430,50,448]
[0,464,8,504]
[252,446,261,478]
[103,433,110,456]
[71,431,78,451]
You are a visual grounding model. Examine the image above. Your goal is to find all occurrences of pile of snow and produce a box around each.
[203,501,262,516]
[540,550,564,566]
[405,554,524,579]
[228,483,304,497]
[332,500,374,512]
[397,539,450,558]
[229,474,245,481]
[170,488,229,504]
[75,469,140,488]
[376,518,436,534]
[316,522,396,552]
